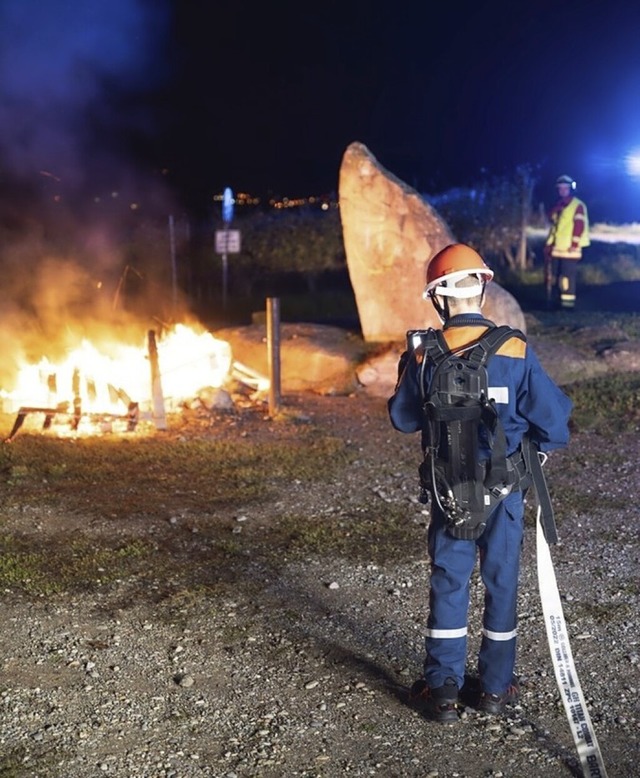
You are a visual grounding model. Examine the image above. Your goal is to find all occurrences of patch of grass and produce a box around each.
[564,372,640,433]
[615,580,640,596]
[0,431,351,518]
[269,503,422,564]
[581,246,640,283]
[0,546,55,595]
[567,600,632,626]
[192,502,424,570]
[524,310,640,341]
[612,312,640,340]
[0,744,62,777]
[548,486,626,521]
[546,448,622,482]
[0,746,28,778]
[0,535,152,595]
[0,419,365,600]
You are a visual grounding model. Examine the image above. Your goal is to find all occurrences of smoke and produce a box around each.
[0,0,185,389]
[0,0,170,188]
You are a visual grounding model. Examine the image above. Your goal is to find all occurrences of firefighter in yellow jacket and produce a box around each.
[544,174,590,309]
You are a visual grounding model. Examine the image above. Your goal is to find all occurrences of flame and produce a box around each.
[1,324,233,430]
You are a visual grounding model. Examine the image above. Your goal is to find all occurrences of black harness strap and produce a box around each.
[523,437,558,544]
[468,326,523,490]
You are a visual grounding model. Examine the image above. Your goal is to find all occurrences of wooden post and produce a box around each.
[266,297,281,416]
[147,330,167,430]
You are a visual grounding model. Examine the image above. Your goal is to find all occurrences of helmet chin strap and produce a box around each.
[429,292,449,323]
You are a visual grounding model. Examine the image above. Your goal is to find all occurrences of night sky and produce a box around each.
[2,0,640,220]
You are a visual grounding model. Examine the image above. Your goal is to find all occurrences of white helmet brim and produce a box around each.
[422,269,492,300]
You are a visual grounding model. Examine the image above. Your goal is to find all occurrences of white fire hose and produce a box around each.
[536,506,609,777]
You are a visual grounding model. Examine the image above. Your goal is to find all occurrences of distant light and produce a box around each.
[130,203,139,210]
[321,203,329,211]
[625,148,640,177]
[222,186,234,224]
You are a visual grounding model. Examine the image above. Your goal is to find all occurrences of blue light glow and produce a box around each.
[625,148,640,178]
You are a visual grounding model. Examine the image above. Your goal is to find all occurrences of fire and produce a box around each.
[1,324,234,435]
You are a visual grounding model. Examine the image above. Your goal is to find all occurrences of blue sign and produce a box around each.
[222,187,234,224]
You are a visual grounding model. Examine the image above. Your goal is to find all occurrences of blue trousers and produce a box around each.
[423,491,524,695]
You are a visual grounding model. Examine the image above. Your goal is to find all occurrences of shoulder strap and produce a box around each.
[418,325,526,400]
[469,326,526,490]
[417,329,448,401]
[466,325,526,368]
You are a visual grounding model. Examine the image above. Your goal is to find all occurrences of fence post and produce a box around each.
[266,297,281,416]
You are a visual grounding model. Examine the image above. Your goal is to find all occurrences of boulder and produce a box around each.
[355,346,403,398]
[338,141,526,340]
[214,323,368,396]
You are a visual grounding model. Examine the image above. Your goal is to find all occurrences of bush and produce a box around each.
[578,250,640,284]
[426,166,536,272]
[226,207,346,296]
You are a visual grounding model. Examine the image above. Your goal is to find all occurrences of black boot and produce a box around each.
[478,678,520,715]
[410,677,459,723]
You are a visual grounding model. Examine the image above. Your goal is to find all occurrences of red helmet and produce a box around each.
[423,243,493,300]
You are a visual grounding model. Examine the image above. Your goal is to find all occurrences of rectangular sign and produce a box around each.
[215,229,241,254]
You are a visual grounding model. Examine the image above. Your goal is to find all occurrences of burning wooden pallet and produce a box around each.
[4,398,141,442]
[3,330,165,442]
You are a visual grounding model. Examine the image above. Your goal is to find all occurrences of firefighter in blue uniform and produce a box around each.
[388,243,572,722]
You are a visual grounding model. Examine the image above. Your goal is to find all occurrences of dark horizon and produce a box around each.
[1,2,640,223]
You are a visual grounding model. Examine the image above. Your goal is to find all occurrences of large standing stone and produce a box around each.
[339,142,526,341]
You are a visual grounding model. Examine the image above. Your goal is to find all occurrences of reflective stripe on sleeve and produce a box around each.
[482,627,517,641]
[426,626,468,639]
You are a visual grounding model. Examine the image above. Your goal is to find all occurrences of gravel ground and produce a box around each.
[1,329,639,778]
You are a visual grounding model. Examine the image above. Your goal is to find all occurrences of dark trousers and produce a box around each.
[553,257,579,308]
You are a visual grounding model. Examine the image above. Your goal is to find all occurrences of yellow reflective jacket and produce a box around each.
[546,197,590,259]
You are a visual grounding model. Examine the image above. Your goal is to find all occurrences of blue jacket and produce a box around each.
[388,314,572,456]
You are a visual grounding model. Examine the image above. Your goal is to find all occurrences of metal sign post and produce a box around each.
[214,228,241,308]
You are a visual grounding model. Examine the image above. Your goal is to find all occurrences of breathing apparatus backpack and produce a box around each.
[411,323,528,540]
